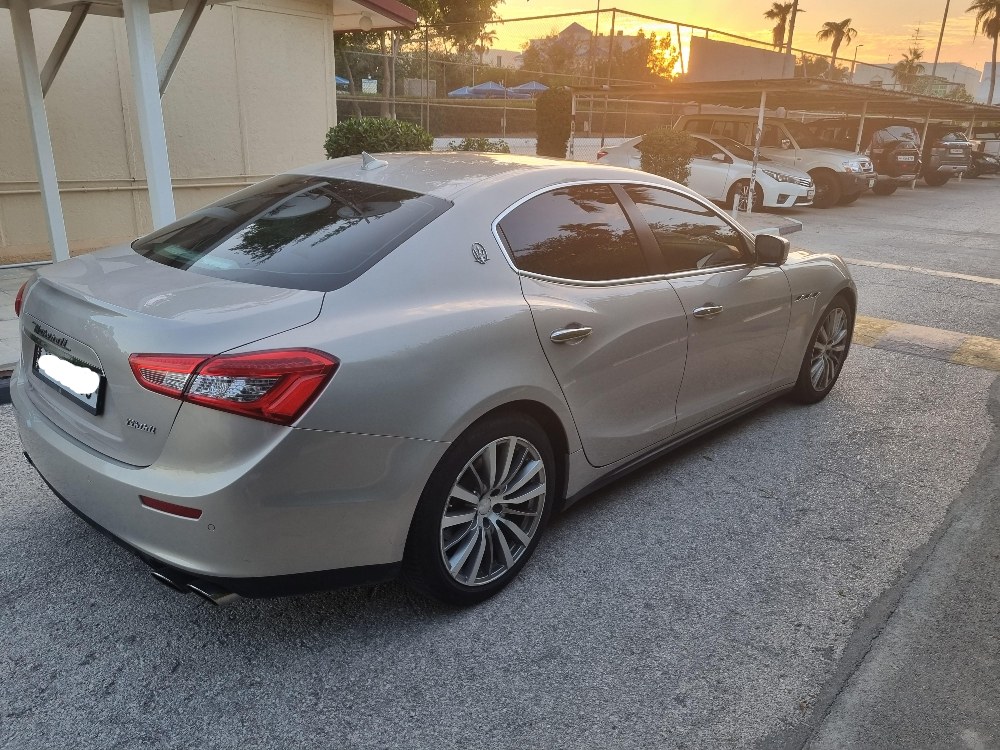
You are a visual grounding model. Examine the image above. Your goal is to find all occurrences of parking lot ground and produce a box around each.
[1,178,999,750]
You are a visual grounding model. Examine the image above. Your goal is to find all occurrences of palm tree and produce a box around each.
[764,2,798,49]
[816,18,858,78]
[893,46,925,89]
[475,28,498,66]
[968,0,1000,104]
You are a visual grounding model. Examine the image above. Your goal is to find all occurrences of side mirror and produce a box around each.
[755,233,790,266]
[780,138,793,149]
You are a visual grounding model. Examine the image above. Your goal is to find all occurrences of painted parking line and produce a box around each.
[854,316,1000,372]
[844,258,1000,287]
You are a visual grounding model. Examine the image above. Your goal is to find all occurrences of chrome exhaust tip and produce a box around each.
[187,579,241,606]
[151,566,194,592]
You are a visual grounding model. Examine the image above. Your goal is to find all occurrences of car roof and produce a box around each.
[292,152,641,201]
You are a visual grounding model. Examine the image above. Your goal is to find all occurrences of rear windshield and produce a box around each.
[883,126,919,142]
[132,175,451,292]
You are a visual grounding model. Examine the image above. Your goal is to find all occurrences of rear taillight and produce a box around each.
[596,149,609,160]
[129,349,338,426]
[129,354,208,397]
[14,281,27,317]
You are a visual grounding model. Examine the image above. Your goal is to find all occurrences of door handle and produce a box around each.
[693,305,724,319]
[550,326,593,343]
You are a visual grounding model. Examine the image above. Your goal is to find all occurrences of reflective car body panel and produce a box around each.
[12,153,856,593]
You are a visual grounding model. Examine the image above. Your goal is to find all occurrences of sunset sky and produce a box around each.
[492,0,997,77]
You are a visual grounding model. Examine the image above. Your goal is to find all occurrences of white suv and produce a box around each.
[674,114,875,208]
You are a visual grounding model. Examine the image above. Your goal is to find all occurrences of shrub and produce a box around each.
[447,137,511,153]
[636,128,697,184]
[324,117,433,159]
[535,87,572,158]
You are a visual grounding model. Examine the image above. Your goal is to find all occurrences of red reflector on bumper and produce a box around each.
[140,495,203,520]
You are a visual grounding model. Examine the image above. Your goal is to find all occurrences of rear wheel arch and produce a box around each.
[472,400,571,509]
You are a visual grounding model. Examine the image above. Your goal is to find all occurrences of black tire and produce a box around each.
[967,161,981,178]
[923,171,951,186]
[788,294,854,405]
[402,412,556,605]
[871,181,898,195]
[726,180,764,212]
[810,170,841,208]
[837,191,862,205]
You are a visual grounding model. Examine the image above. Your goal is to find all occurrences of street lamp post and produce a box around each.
[851,45,864,83]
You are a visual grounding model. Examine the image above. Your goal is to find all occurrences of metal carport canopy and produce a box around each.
[572,77,1000,122]
[4,0,417,264]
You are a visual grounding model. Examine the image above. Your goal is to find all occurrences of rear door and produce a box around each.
[621,185,791,431]
[498,183,689,467]
[688,139,731,200]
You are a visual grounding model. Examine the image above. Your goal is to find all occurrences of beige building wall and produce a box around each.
[0,0,339,263]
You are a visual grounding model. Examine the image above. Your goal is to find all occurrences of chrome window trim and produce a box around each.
[490,177,756,288]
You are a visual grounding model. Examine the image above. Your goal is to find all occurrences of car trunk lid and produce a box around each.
[18,244,323,467]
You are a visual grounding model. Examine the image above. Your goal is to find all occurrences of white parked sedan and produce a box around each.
[598,133,815,210]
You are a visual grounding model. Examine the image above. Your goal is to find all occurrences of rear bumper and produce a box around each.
[12,370,446,591]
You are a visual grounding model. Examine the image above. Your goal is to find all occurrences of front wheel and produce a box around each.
[402,413,555,605]
[810,171,842,208]
[967,161,981,178]
[872,181,898,195]
[837,191,861,205]
[726,180,764,212]
[923,171,951,186]
[789,295,854,404]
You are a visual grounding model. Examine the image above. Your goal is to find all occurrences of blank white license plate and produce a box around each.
[32,345,105,415]
[950,148,965,154]
[897,155,915,161]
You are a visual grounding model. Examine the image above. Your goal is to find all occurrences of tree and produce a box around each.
[893,46,925,89]
[595,30,680,83]
[764,2,798,49]
[816,18,857,78]
[968,0,1000,104]
[474,28,497,65]
[795,53,848,80]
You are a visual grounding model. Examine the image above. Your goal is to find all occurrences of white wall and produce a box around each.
[0,0,339,263]
[686,36,792,83]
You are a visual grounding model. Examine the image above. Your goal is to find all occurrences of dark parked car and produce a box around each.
[806,118,922,195]
[968,145,1000,178]
[907,124,972,186]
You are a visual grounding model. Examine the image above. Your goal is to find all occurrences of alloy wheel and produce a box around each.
[810,307,849,391]
[440,436,547,586]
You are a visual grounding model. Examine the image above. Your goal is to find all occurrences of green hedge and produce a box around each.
[535,87,572,158]
[324,117,433,158]
[637,128,696,184]
[447,138,511,153]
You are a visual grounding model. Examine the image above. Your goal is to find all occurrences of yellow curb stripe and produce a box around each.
[853,315,1000,373]
[853,316,899,347]
[950,336,1000,372]
[844,258,1000,287]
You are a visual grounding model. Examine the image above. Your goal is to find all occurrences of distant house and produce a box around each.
[525,22,641,66]
[477,49,524,69]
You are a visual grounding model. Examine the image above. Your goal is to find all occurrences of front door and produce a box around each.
[498,184,689,467]
[620,184,791,431]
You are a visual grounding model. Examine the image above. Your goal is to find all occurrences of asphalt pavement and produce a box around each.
[2,177,999,749]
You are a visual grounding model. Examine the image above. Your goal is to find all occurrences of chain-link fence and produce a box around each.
[333,8,973,162]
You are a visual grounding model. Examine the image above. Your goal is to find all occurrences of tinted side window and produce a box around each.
[709,121,750,143]
[693,140,725,160]
[132,175,450,292]
[760,125,784,148]
[623,185,748,273]
[684,119,713,134]
[499,184,647,281]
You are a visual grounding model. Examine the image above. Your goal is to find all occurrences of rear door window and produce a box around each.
[684,119,714,134]
[132,175,451,292]
[623,185,749,273]
[498,184,648,282]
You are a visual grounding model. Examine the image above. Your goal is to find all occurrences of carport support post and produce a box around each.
[123,0,176,230]
[568,94,576,160]
[747,89,766,215]
[854,101,868,153]
[9,0,70,263]
[918,108,932,189]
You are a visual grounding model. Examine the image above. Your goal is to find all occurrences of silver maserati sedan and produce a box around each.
[11,152,856,606]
